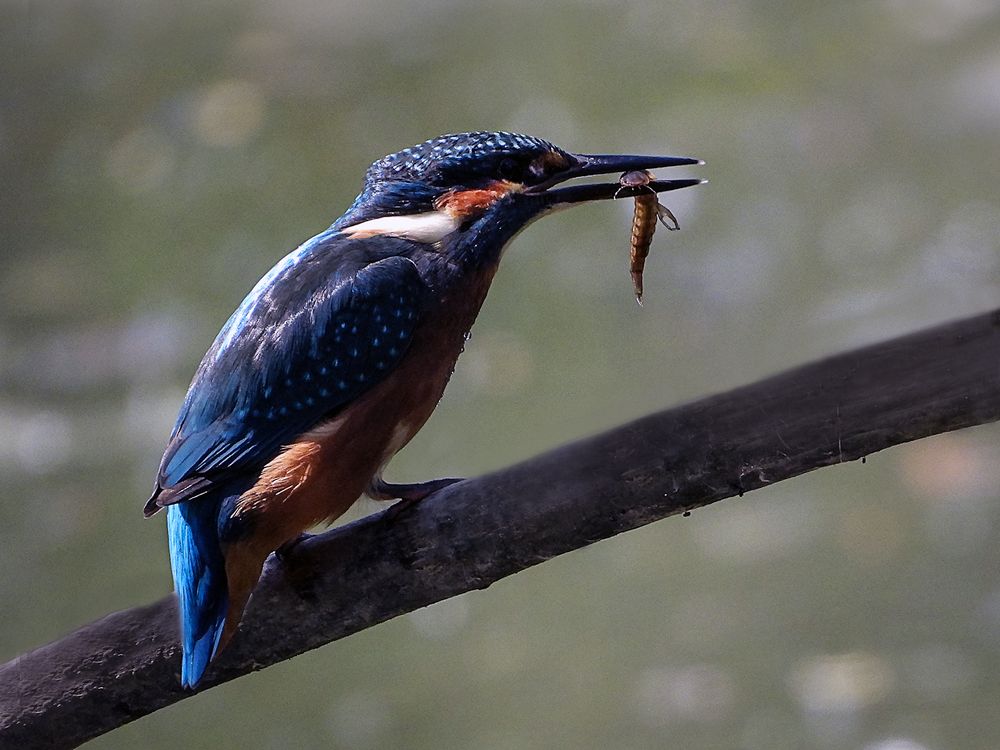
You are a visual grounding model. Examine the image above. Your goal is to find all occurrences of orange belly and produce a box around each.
[234,356,448,548]
[218,347,454,646]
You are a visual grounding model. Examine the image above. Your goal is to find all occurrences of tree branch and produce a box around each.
[3,308,999,749]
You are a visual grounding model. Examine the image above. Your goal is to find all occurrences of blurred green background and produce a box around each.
[3,1,1000,748]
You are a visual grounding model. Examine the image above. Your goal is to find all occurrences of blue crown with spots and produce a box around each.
[334,132,566,229]
[366,131,561,186]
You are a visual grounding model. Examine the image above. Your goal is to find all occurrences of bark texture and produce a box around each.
[2,308,998,749]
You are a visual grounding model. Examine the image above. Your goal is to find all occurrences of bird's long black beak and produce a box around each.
[527,152,704,204]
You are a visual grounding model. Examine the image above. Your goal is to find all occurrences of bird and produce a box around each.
[143,131,702,688]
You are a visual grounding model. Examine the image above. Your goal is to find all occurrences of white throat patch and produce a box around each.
[341,211,461,244]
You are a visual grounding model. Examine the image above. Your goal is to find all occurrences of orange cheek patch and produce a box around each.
[435,180,516,221]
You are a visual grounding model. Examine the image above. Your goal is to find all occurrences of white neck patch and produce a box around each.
[341,211,461,244]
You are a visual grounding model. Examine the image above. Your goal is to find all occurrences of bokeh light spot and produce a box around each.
[191,79,266,147]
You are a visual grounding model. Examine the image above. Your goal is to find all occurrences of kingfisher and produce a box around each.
[144,131,702,688]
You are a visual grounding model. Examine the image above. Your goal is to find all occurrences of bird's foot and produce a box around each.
[275,533,319,601]
[275,532,314,564]
[367,477,464,523]
[366,476,464,502]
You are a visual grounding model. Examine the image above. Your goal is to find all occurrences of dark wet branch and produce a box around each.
[2,308,999,749]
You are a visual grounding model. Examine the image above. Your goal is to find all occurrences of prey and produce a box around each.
[617,169,679,304]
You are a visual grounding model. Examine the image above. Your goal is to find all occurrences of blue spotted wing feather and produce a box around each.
[146,242,428,514]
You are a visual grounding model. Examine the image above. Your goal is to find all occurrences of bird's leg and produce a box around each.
[366,476,463,521]
[274,532,319,601]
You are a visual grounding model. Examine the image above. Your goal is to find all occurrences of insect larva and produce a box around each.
[618,170,679,305]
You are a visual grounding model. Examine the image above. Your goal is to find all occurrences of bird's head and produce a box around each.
[334,131,702,265]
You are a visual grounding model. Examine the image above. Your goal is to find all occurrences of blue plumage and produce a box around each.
[333,133,564,231]
[150,247,428,510]
[367,132,558,184]
[167,498,229,689]
[151,241,429,687]
[148,131,702,688]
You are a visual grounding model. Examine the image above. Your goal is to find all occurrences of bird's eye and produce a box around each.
[498,157,521,181]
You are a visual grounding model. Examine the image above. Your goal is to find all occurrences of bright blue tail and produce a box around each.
[167,499,228,689]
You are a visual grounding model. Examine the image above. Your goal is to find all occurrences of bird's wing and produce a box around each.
[145,242,429,515]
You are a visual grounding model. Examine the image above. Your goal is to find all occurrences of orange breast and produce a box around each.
[217,262,499,651]
[232,262,499,552]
